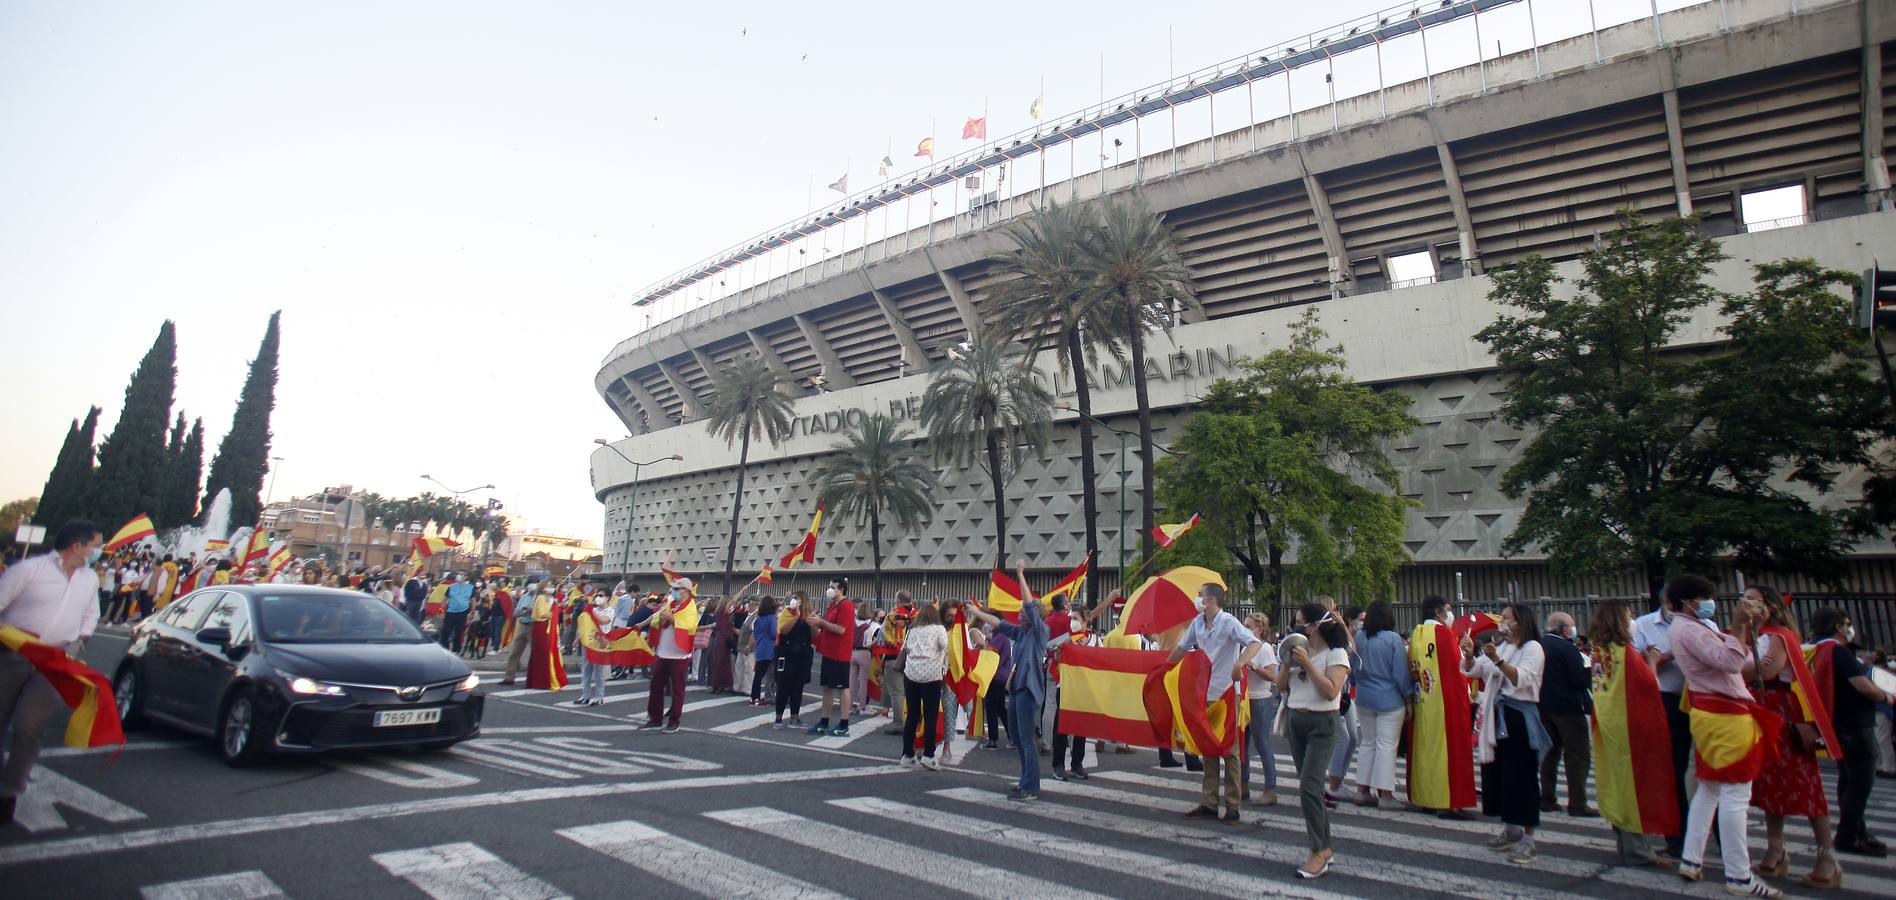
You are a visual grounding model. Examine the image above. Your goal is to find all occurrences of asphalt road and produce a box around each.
[2,631,1893,899]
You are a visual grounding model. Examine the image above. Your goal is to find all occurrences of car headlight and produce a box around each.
[458,673,481,692]
[288,676,347,696]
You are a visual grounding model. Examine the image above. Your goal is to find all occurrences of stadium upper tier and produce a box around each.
[597,0,1891,437]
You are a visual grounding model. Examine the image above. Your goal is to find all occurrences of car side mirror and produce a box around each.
[195,626,232,647]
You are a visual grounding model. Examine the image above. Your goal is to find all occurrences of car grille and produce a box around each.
[279,701,479,748]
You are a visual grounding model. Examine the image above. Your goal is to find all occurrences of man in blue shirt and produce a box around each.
[966,561,1050,802]
[441,574,474,652]
[1168,583,1262,825]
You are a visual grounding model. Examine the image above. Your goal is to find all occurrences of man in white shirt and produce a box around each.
[0,519,104,825]
[1167,584,1262,824]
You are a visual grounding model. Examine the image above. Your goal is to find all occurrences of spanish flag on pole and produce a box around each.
[1407,618,1477,810]
[1591,642,1680,836]
[240,530,271,569]
[756,564,774,585]
[984,568,1030,623]
[266,544,294,578]
[0,626,125,748]
[944,606,999,706]
[578,607,656,667]
[412,535,460,558]
[1151,513,1200,550]
[1042,557,1089,609]
[105,514,156,552]
[778,503,824,569]
[1144,648,1248,756]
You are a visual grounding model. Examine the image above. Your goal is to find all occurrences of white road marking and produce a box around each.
[835,795,1354,900]
[140,870,287,900]
[467,738,651,776]
[15,768,146,833]
[325,756,478,789]
[558,819,847,900]
[40,740,187,758]
[711,711,780,734]
[534,738,722,772]
[451,745,576,780]
[806,720,885,750]
[704,806,1111,900]
[0,766,899,866]
[373,842,568,900]
[476,725,643,735]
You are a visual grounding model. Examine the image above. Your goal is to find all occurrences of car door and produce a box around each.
[175,592,251,732]
[143,592,220,719]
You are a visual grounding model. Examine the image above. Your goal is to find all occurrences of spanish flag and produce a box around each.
[1794,633,1846,761]
[1687,689,1780,783]
[1407,620,1477,810]
[0,626,126,748]
[240,531,271,569]
[1151,513,1200,549]
[105,514,156,552]
[1042,557,1089,609]
[483,564,505,579]
[534,611,570,691]
[1144,648,1247,756]
[203,538,230,555]
[578,607,656,667]
[1590,642,1679,836]
[647,594,699,654]
[1055,644,1170,747]
[412,535,460,558]
[984,568,1030,623]
[756,564,774,585]
[266,545,294,578]
[778,503,824,569]
[944,606,1000,706]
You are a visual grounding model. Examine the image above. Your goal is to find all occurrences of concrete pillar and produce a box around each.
[1863,3,1893,212]
[862,272,931,371]
[793,313,858,389]
[746,329,794,379]
[653,358,704,421]
[924,247,984,339]
[603,390,643,436]
[689,348,721,385]
[1433,139,1484,277]
[621,375,669,434]
[1660,88,1694,218]
[1296,151,1350,297]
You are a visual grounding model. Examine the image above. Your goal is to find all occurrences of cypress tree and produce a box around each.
[159,416,204,529]
[34,406,100,529]
[202,311,280,528]
[91,321,177,531]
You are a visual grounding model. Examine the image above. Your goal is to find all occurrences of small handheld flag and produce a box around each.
[105,514,156,552]
[203,538,230,555]
[985,568,1029,623]
[1043,557,1090,607]
[1152,513,1201,549]
[483,564,506,579]
[757,564,774,585]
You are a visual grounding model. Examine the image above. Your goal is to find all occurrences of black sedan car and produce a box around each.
[113,585,484,765]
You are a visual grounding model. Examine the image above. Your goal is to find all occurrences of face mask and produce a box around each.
[1696,600,1717,620]
[85,546,103,566]
[1843,625,1856,643]
[824,588,837,601]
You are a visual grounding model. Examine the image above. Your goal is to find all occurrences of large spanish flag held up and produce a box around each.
[0,626,125,748]
[105,514,156,552]
[1144,648,1248,757]
[944,606,1000,706]
[1408,619,1477,810]
[1056,644,1171,747]
[577,607,655,667]
[1590,642,1680,836]
[412,535,460,558]
[985,568,1030,623]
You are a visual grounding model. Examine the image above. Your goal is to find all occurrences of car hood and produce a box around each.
[263,641,468,686]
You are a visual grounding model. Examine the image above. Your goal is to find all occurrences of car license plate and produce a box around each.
[373,708,442,728]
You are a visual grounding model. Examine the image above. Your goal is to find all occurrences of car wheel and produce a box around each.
[218,689,264,766]
[113,666,147,730]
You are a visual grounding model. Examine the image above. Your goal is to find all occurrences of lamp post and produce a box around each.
[593,440,684,583]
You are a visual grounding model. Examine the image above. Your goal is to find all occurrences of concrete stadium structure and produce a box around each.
[593,0,1896,603]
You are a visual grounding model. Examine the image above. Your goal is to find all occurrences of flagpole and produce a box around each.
[1037,73,1046,207]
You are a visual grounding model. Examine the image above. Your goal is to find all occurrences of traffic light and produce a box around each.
[1857,265,1896,332]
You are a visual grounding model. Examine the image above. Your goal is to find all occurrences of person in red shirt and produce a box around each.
[807,577,856,737]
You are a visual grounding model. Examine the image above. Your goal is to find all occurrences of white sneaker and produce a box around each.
[1725,878,1783,898]
[899,755,916,769]
[920,755,941,771]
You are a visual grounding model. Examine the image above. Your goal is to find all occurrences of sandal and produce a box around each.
[1296,853,1334,880]
[1803,849,1843,890]
[1756,847,1789,879]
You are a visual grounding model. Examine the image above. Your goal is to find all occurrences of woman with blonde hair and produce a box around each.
[1744,586,1841,887]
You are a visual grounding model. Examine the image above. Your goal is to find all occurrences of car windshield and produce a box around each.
[256,592,426,644]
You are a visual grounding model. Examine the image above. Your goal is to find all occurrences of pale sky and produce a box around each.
[0,0,1693,542]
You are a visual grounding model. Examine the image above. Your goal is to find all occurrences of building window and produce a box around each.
[1386,249,1437,289]
[300,514,320,523]
[1741,183,1807,232]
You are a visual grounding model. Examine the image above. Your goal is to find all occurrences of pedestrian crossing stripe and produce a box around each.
[140,871,286,900]
[556,819,849,900]
[372,841,566,900]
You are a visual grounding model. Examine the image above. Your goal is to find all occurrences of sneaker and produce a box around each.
[899,755,916,769]
[1221,810,1241,826]
[1159,758,1185,769]
[829,725,849,737]
[637,720,663,730]
[1488,833,1519,851]
[1185,760,1204,773]
[919,756,941,771]
[661,724,679,734]
[807,722,828,735]
[980,740,999,750]
[1183,805,1220,820]
[1324,788,1354,804]
[1069,767,1090,781]
[1724,877,1783,898]
[1249,789,1278,807]
[1679,861,1704,882]
[568,699,591,706]
[1377,796,1406,812]
[1507,842,1538,864]
[771,720,787,730]
[1006,789,1038,802]
[1051,768,1069,782]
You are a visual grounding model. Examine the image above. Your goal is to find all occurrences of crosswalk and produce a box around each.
[124,770,1896,899]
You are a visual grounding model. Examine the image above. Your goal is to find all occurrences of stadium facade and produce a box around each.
[592,0,1896,603]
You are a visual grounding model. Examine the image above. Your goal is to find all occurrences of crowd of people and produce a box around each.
[4,527,1896,892]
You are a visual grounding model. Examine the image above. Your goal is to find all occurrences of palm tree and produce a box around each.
[919,331,1053,567]
[814,413,940,601]
[988,199,1121,602]
[704,353,797,594]
[1082,195,1201,563]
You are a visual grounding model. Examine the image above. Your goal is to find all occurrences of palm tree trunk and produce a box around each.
[986,429,1007,567]
[1065,329,1101,606]
[1125,298,1157,564]
[722,427,751,595]
[870,503,884,603]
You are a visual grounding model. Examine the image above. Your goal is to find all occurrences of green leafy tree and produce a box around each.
[1083,195,1201,564]
[34,406,100,530]
[1157,310,1418,617]
[91,321,178,531]
[920,331,1053,567]
[0,498,39,553]
[990,198,1122,602]
[202,311,281,528]
[158,414,204,529]
[704,353,796,594]
[814,412,941,601]
[1475,211,1884,596]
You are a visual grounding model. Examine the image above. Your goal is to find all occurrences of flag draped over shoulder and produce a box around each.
[647,596,700,654]
[944,607,998,706]
[1590,642,1679,836]
[1408,621,1477,809]
[105,515,155,552]
[578,608,655,667]
[985,569,1029,623]
[1056,645,1170,747]
[1687,690,1780,783]
[1143,648,1247,757]
[1795,634,1845,761]
[0,625,125,748]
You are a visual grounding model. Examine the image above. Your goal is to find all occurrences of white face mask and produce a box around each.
[824,587,837,601]
[1843,625,1856,644]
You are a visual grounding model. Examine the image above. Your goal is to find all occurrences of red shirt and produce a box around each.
[816,597,855,662]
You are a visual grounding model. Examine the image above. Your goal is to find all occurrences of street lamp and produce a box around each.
[593,439,684,583]
[420,475,495,575]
